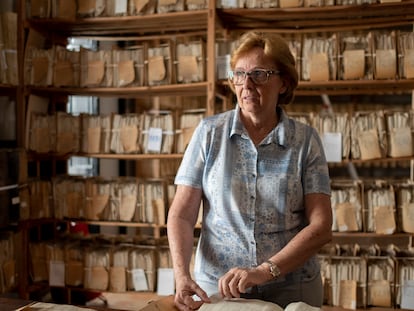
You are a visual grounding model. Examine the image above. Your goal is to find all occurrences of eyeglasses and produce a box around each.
[228,69,281,85]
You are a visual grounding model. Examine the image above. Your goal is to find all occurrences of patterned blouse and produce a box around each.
[174,105,331,286]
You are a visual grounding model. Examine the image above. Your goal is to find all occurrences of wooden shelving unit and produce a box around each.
[7,0,414,309]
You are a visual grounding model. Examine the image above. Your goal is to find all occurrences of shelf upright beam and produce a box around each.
[207,0,216,116]
[16,0,25,146]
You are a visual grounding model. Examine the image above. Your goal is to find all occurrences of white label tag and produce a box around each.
[132,268,149,291]
[157,268,175,295]
[49,260,65,287]
[322,132,342,163]
[401,280,414,309]
[115,0,128,14]
[147,127,163,153]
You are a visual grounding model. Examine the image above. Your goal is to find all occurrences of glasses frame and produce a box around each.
[228,69,281,85]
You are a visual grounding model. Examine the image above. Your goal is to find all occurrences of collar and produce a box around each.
[229,105,289,147]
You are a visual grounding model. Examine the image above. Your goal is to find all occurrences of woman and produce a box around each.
[167,31,332,311]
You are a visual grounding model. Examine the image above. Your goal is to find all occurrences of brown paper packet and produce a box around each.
[389,127,412,157]
[401,202,414,233]
[310,53,329,81]
[118,60,135,86]
[335,202,359,232]
[65,261,83,286]
[374,205,396,234]
[343,50,365,80]
[375,49,396,79]
[279,0,300,7]
[404,49,414,78]
[119,194,137,221]
[87,127,101,153]
[86,60,105,86]
[339,279,357,309]
[109,266,127,292]
[357,129,382,160]
[120,126,139,153]
[369,280,391,307]
[85,266,108,290]
[148,56,166,82]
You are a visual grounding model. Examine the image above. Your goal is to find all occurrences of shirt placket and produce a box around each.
[245,145,258,266]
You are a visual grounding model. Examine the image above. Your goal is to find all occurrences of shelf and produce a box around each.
[26,10,209,36]
[66,219,166,229]
[26,82,208,98]
[332,232,413,247]
[27,152,184,161]
[219,79,414,96]
[216,1,414,32]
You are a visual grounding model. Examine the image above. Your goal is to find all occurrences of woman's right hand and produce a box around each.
[174,276,211,311]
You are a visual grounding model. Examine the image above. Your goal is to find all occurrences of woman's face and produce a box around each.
[233,46,286,118]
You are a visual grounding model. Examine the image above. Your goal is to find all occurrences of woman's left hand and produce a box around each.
[218,265,271,299]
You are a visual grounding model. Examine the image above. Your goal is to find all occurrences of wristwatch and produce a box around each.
[265,260,281,279]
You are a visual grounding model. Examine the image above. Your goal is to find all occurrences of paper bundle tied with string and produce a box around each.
[84,266,108,290]
[335,202,360,232]
[369,280,392,307]
[65,261,83,287]
[343,50,365,80]
[357,129,382,160]
[374,205,396,234]
[373,31,397,79]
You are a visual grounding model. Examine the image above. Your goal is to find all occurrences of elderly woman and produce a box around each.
[167,31,332,311]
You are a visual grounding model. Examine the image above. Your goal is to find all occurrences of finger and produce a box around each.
[228,275,241,297]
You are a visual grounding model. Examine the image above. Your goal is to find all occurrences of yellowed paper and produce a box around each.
[78,0,96,15]
[54,60,74,86]
[86,60,105,86]
[375,49,396,79]
[35,127,50,153]
[404,49,414,78]
[310,53,329,81]
[87,127,101,153]
[32,57,49,84]
[389,127,412,157]
[339,279,357,310]
[402,202,414,233]
[343,50,365,80]
[85,266,108,290]
[158,0,177,5]
[153,197,165,225]
[177,55,198,82]
[118,60,135,86]
[134,0,150,12]
[369,280,391,307]
[65,261,83,286]
[357,129,381,160]
[87,194,109,220]
[120,194,137,221]
[109,266,126,292]
[335,202,359,232]
[374,205,396,234]
[57,0,77,19]
[120,126,138,152]
[148,56,166,82]
[279,0,300,7]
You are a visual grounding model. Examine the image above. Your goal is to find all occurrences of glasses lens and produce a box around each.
[251,70,267,84]
[230,70,268,85]
[232,71,245,84]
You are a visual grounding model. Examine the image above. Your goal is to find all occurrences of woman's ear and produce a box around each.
[279,86,287,94]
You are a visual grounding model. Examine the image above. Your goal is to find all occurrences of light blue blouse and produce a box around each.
[174,105,331,286]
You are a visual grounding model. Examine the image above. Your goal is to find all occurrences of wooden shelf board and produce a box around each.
[26,10,209,36]
[26,82,208,98]
[217,1,414,31]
